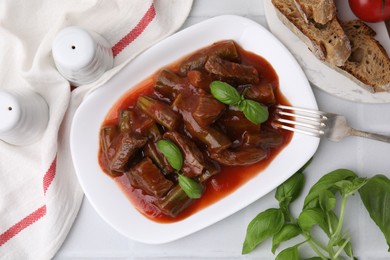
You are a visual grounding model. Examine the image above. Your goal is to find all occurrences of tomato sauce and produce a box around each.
[99,41,293,223]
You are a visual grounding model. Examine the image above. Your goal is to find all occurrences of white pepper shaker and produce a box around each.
[52,27,114,86]
[0,89,49,146]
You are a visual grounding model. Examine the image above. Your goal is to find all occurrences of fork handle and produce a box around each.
[350,128,390,143]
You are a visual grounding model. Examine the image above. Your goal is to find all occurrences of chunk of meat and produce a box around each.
[107,132,147,173]
[205,55,259,84]
[241,83,276,104]
[218,107,261,141]
[154,70,186,101]
[210,146,267,166]
[192,92,226,127]
[242,129,284,148]
[179,40,240,75]
[187,70,213,91]
[126,157,174,198]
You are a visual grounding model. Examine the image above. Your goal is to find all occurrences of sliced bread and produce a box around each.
[272,0,351,67]
[294,0,336,25]
[337,20,390,92]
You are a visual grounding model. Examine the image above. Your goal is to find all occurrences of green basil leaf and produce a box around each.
[303,169,357,209]
[276,171,305,208]
[242,208,284,254]
[157,139,183,171]
[210,81,241,105]
[359,175,390,251]
[318,189,336,212]
[178,174,203,199]
[275,245,300,260]
[297,208,327,233]
[272,224,301,253]
[239,99,269,125]
[304,257,323,260]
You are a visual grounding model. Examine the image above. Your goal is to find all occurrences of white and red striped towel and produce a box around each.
[0,1,193,259]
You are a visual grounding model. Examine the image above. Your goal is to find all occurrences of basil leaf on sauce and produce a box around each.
[210,80,241,105]
[178,174,203,199]
[157,139,183,171]
[239,99,269,125]
[210,80,269,124]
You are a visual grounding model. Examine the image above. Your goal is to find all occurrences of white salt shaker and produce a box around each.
[52,27,114,86]
[0,89,49,146]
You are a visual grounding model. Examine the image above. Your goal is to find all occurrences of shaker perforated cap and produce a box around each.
[52,27,97,71]
[52,26,114,86]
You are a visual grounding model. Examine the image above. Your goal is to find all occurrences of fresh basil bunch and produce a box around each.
[242,159,390,259]
[210,81,269,125]
[157,139,203,199]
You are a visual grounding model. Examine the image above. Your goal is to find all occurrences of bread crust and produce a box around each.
[294,0,336,25]
[340,20,390,92]
[272,0,350,67]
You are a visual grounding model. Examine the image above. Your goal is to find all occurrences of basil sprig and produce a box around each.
[242,159,390,259]
[210,81,269,124]
[157,139,203,199]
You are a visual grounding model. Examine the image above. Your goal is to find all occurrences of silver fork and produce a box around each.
[274,105,390,143]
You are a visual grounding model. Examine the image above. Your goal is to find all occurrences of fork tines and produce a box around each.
[274,105,327,137]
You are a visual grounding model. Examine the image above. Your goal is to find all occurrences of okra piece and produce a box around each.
[198,160,220,183]
[185,122,232,153]
[156,185,193,217]
[146,123,162,142]
[119,109,136,132]
[137,96,181,131]
[100,125,118,155]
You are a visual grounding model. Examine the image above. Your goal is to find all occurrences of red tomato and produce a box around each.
[348,0,390,22]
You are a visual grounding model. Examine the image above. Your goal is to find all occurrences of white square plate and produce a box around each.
[70,15,319,244]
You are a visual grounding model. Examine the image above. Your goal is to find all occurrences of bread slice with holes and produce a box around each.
[294,0,336,25]
[271,0,351,67]
[336,20,390,92]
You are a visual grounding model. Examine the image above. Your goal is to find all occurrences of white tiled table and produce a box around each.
[55,0,390,259]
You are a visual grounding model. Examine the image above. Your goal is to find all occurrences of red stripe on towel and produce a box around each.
[112,3,156,57]
[0,205,47,246]
[0,157,56,246]
[43,156,57,195]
